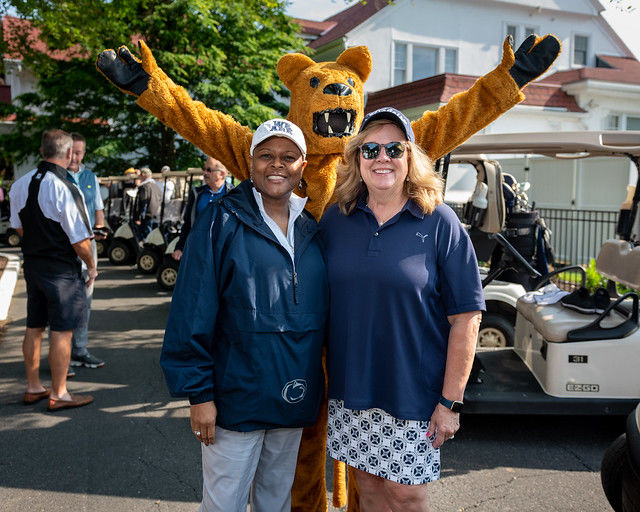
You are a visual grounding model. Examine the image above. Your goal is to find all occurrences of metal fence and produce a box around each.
[449,202,620,288]
[537,208,618,267]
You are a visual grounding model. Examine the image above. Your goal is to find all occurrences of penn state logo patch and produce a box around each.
[281,379,307,404]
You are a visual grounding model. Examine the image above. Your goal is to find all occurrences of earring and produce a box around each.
[298,180,303,190]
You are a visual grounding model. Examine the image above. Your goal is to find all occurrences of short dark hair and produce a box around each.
[41,129,73,159]
[71,132,86,144]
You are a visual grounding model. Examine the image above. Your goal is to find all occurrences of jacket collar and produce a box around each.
[38,160,69,181]
[222,180,318,243]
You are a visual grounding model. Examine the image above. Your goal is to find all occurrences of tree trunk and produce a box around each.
[159,125,176,170]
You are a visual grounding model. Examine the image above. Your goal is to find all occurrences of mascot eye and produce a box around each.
[310,77,320,88]
[347,77,355,87]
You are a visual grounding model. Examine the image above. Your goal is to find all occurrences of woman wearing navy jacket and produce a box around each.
[160,119,328,512]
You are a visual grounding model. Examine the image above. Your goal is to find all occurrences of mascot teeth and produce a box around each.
[313,108,357,138]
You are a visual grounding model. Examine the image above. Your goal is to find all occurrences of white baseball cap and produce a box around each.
[250,119,306,158]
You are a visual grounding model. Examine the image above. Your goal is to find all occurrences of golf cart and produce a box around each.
[136,168,199,274]
[446,153,549,347]
[154,168,204,290]
[449,131,640,416]
[0,181,20,247]
[106,175,140,265]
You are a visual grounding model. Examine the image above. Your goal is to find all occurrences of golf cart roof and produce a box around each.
[452,131,640,159]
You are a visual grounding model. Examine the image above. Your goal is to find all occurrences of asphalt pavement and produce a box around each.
[0,250,622,511]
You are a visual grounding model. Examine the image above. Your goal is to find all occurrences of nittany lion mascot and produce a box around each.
[98,32,559,512]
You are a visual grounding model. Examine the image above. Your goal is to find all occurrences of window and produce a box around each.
[394,43,407,87]
[412,46,437,81]
[627,116,640,131]
[574,35,589,66]
[393,42,458,86]
[504,23,539,46]
[604,114,640,131]
[445,48,457,73]
[606,114,621,130]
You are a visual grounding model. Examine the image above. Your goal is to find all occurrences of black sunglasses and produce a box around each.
[359,141,407,160]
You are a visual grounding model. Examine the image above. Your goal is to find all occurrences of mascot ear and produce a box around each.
[278,53,316,89]
[336,46,372,83]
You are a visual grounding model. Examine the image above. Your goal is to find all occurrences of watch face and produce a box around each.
[451,401,463,413]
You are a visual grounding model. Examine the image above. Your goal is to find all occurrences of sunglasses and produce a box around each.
[359,141,407,160]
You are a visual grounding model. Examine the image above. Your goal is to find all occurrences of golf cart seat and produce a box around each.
[513,240,640,398]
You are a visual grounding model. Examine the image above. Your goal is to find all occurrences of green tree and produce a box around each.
[0,0,305,176]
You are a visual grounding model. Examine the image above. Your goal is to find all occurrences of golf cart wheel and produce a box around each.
[157,264,178,290]
[477,313,514,348]
[601,433,626,512]
[622,461,640,512]
[7,230,21,247]
[137,249,159,274]
[95,239,105,258]
[108,240,130,265]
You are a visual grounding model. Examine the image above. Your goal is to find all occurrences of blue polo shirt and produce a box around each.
[319,197,484,421]
[196,184,226,217]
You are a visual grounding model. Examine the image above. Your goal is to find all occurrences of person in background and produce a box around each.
[160,119,327,512]
[156,165,176,202]
[132,167,161,239]
[9,129,96,410]
[320,108,483,512]
[66,132,105,370]
[172,157,230,261]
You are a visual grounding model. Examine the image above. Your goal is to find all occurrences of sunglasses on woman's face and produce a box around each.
[359,141,407,160]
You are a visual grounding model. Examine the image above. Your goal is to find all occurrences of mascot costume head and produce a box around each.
[98,31,559,511]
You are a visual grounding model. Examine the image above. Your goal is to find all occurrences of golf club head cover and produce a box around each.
[508,34,561,88]
[96,41,153,96]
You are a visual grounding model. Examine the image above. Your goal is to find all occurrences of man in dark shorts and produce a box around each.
[9,129,97,410]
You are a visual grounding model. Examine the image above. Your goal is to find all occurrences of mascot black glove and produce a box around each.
[509,34,560,88]
[96,45,150,96]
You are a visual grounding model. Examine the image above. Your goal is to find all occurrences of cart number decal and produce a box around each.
[568,355,588,363]
[566,383,599,392]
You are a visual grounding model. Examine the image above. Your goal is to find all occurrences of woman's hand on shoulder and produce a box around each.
[190,401,217,446]
[427,404,459,449]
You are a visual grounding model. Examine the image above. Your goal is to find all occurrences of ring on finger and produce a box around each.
[194,430,201,436]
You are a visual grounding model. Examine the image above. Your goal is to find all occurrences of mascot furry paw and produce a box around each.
[98,33,559,511]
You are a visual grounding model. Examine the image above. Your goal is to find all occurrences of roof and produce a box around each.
[544,55,640,86]
[452,130,640,158]
[364,73,584,114]
[308,0,389,50]
[2,15,86,61]
[292,18,337,37]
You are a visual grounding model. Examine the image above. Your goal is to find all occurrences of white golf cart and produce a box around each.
[449,131,640,416]
[136,168,198,274]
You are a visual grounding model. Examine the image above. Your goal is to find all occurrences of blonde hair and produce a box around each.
[334,120,444,215]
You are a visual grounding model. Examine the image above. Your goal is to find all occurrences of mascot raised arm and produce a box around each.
[97,33,560,511]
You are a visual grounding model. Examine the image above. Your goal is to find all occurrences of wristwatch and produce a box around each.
[439,396,464,413]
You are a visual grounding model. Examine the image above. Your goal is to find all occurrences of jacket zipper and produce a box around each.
[230,207,305,305]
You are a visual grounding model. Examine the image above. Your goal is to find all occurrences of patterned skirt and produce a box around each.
[326,399,440,485]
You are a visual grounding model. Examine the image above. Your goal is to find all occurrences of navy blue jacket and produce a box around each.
[160,180,328,431]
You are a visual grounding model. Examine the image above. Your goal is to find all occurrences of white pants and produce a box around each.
[199,426,303,512]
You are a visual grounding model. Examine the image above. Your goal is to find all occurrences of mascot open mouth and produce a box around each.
[313,108,356,138]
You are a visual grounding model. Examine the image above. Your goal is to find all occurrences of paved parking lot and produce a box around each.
[0,252,621,511]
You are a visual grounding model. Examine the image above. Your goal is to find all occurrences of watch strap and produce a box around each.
[439,396,463,412]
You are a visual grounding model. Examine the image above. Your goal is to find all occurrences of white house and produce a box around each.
[295,0,640,210]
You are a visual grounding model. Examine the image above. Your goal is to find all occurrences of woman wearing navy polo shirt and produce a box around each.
[320,108,484,511]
